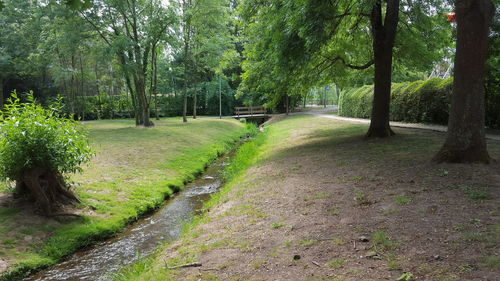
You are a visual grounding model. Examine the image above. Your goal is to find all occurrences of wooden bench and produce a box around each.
[234,106,267,118]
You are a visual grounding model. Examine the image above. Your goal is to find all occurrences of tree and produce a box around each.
[180,0,236,122]
[0,93,93,215]
[79,0,176,126]
[238,0,450,129]
[433,0,495,163]
[365,0,399,137]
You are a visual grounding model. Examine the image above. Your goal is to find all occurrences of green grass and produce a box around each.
[108,114,500,281]
[394,196,412,204]
[0,118,252,281]
[326,258,346,269]
[113,119,268,281]
[271,222,285,229]
[455,185,491,200]
[371,231,399,252]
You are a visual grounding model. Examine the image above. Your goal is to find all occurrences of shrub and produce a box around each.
[0,92,93,214]
[339,78,453,125]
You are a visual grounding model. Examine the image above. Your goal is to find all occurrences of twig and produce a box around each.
[165,262,202,270]
[312,261,321,267]
[49,213,82,217]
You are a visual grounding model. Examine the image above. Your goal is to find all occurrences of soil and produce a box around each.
[158,114,500,281]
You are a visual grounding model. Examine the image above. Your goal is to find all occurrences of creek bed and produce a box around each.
[24,152,233,281]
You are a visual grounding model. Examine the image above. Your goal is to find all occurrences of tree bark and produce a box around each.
[285,94,289,115]
[17,167,80,216]
[433,0,494,163]
[182,0,192,123]
[193,85,197,119]
[151,45,160,120]
[0,78,4,108]
[365,0,399,138]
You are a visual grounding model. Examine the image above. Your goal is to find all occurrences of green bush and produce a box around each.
[339,78,453,125]
[0,92,93,181]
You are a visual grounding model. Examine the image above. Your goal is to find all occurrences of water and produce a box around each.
[25,154,232,281]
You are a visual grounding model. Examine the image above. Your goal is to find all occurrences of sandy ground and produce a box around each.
[150,115,499,281]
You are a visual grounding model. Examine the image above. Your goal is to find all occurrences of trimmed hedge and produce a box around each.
[339,78,453,125]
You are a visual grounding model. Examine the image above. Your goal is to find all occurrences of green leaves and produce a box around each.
[0,92,94,181]
[65,0,93,11]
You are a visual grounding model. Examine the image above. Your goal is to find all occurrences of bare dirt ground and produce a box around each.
[143,115,499,281]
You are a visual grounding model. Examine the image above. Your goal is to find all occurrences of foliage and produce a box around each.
[339,78,453,125]
[0,118,251,281]
[0,92,93,181]
[237,0,452,112]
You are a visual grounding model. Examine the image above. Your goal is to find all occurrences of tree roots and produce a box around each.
[15,167,80,216]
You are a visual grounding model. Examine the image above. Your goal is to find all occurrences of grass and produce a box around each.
[0,118,252,281]
[480,255,500,269]
[298,239,317,247]
[394,196,412,204]
[371,231,399,252]
[455,185,491,200]
[271,222,285,229]
[326,258,346,269]
[112,118,269,281]
[89,115,500,280]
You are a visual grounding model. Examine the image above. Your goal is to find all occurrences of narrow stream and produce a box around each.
[25,152,233,281]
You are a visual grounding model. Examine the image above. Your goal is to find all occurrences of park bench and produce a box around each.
[234,106,267,118]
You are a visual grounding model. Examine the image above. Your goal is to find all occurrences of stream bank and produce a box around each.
[0,119,255,281]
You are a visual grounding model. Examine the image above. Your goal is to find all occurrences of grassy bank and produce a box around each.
[112,115,499,280]
[0,118,252,280]
[113,117,273,281]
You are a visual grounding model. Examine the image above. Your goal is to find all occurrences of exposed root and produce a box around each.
[16,167,80,216]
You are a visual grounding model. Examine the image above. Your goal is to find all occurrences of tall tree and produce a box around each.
[79,0,176,126]
[433,0,495,163]
[239,0,450,132]
[365,0,399,137]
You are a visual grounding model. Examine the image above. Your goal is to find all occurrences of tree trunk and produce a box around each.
[193,86,197,119]
[0,78,4,108]
[365,0,399,138]
[182,0,192,123]
[285,94,289,115]
[153,48,160,120]
[17,167,80,216]
[135,75,153,127]
[433,0,494,163]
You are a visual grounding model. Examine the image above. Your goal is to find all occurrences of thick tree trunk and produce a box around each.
[17,168,80,216]
[136,76,153,127]
[433,0,494,163]
[365,0,399,138]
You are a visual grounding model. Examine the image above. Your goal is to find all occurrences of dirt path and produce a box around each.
[140,115,499,281]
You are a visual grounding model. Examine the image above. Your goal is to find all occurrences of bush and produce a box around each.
[339,78,453,125]
[0,92,93,214]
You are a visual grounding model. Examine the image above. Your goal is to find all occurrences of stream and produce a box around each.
[24,152,233,281]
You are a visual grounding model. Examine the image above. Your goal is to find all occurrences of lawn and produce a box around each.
[0,117,251,280]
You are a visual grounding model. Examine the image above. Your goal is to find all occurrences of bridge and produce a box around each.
[233,106,269,120]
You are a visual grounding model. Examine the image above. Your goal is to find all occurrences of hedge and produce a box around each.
[339,78,453,125]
